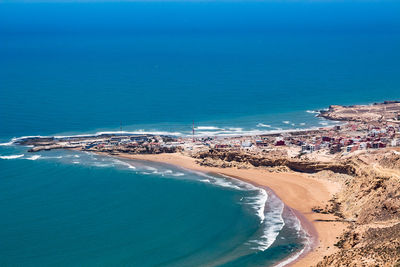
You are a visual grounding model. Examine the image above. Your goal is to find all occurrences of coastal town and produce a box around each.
[19,101,400,162]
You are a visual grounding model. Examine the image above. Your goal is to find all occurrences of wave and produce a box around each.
[319,121,329,126]
[273,212,312,267]
[193,126,324,137]
[249,192,285,251]
[306,110,319,114]
[228,127,243,131]
[193,172,245,191]
[282,121,290,124]
[257,123,271,128]
[245,189,269,223]
[0,141,14,146]
[202,173,287,252]
[192,172,271,226]
[26,155,41,160]
[171,172,185,177]
[112,159,136,170]
[91,162,112,167]
[140,167,185,177]
[42,156,63,159]
[196,126,222,130]
[0,154,24,159]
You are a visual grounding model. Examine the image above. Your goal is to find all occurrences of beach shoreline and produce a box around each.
[104,152,346,267]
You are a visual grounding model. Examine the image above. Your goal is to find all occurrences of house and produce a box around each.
[391,139,400,147]
[322,136,332,142]
[302,144,316,153]
[130,136,148,143]
[275,140,285,146]
[330,144,342,154]
[241,140,252,148]
[256,140,268,147]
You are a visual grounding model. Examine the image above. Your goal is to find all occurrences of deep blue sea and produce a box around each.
[1,1,400,266]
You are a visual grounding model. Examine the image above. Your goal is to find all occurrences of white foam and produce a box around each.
[257,123,271,128]
[245,189,269,223]
[273,215,311,267]
[227,127,243,131]
[188,171,286,252]
[319,121,329,126]
[247,191,285,251]
[299,122,306,126]
[196,126,221,130]
[274,247,305,267]
[306,110,319,114]
[26,155,41,160]
[42,156,63,159]
[112,159,136,169]
[92,162,112,167]
[0,154,24,159]
[171,172,185,177]
[73,155,80,158]
[0,141,14,146]
[87,130,183,137]
[282,121,290,124]
[212,178,243,191]
[72,161,80,164]
[192,171,245,191]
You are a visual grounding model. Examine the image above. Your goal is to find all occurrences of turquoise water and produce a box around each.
[1,1,400,266]
[0,145,306,266]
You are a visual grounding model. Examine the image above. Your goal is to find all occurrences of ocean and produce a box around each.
[1,1,400,266]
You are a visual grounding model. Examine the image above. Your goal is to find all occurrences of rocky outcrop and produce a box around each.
[194,149,356,175]
[315,152,400,266]
[316,223,400,267]
[318,101,400,122]
[28,144,81,152]
[86,145,179,155]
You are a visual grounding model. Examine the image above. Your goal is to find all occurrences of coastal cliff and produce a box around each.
[193,148,400,266]
[318,101,400,123]
[194,149,356,175]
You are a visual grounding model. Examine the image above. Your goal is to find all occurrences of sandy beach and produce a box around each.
[111,152,347,266]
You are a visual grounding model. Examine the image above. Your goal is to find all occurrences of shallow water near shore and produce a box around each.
[0,145,307,266]
[1,1,400,265]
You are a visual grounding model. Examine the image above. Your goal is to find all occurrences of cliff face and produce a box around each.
[193,149,400,266]
[194,149,356,175]
[321,151,400,267]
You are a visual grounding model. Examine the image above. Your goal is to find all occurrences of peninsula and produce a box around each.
[15,101,400,266]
